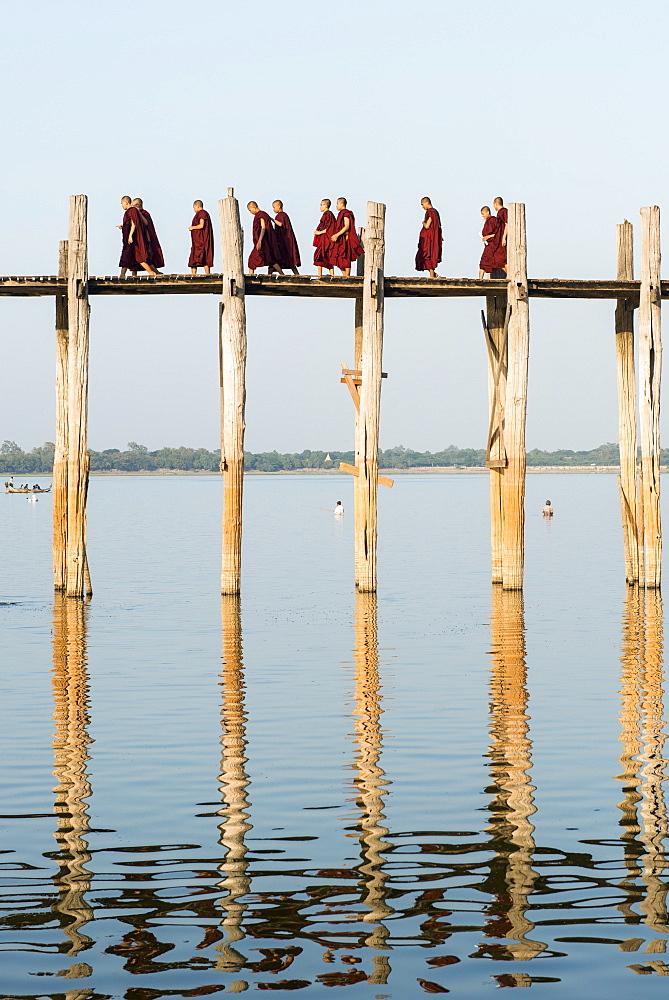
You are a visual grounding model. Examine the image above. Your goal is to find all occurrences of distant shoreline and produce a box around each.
[78,465,667,477]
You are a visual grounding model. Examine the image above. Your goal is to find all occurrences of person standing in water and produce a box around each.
[334,501,344,517]
[542,500,554,517]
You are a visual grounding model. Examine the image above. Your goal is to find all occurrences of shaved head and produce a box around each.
[121,195,131,205]
[247,201,258,210]
[132,198,143,208]
[193,200,203,209]
[494,197,504,207]
[337,197,347,207]
[272,199,283,210]
[481,205,491,214]
[421,196,432,205]
[321,198,331,208]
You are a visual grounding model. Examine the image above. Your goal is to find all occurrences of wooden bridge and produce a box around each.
[2,193,661,597]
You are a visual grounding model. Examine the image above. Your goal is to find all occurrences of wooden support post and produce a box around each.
[502,204,529,590]
[65,196,92,598]
[638,206,662,588]
[53,241,68,590]
[219,188,247,595]
[615,221,639,585]
[484,292,508,583]
[355,205,385,592]
[354,230,365,369]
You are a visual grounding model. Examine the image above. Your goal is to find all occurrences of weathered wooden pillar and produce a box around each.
[502,204,529,590]
[218,189,247,595]
[484,292,508,583]
[354,230,365,369]
[355,204,385,592]
[53,241,69,590]
[638,206,662,589]
[615,222,639,585]
[65,196,92,598]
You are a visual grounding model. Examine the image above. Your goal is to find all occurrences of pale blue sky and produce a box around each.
[1,0,667,452]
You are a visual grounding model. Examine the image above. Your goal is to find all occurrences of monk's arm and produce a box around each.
[128,221,136,243]
[502,223,508,246]
[256,219,266,249]
[274,218,284,227]
[422,217,432,229]
[314,227,326,235]
[188,219,205,231]
[331,217,350,241]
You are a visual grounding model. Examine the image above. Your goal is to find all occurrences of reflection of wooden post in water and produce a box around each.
[216,596,252,975]
[480,587,545,961]
[616,587,645,917]
[350,592,393,984]
[617,588,668,936]
[51,595,94,968]
[638,592,667,932]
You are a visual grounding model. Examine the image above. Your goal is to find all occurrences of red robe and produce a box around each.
[188,209,214,268]
[415,208,442,272]
[492,207,508,269]
[480,216,501,273]
[119,208,137,269]
[274,211,301,268]
[124,206,151,268]
[248,210,279,269]
[331,209,364,269]
[141,209,164,269]
[313,211,336,267]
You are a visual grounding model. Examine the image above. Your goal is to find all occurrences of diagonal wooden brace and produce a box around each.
[340,461,394,488]
[481,303,511,469]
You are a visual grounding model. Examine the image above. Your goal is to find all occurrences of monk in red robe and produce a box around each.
[415,196,443,278]
[492,197,508,273]
[130,199,164,273]
[118,196,139,277]
[330,198,364,276]
[479,206,501,277]
[272,200,300,275]
[188,200,214,274]
[313,199,336,276]
[247,202,284,275]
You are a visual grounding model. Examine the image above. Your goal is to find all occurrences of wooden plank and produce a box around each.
[340,462,394,488]
[219,188,247,595]
[343,372,360,412]
[53,241,68,591]
[65,195,92,598]
[355,205,386,593]
[501,204,529,591]
[615,221,639,584]
[638,206,662,588]
[5,274,669,301]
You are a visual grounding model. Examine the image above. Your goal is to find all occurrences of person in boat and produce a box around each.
[33,484,40,490]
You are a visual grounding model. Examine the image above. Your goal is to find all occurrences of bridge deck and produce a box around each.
[0,273,651,299]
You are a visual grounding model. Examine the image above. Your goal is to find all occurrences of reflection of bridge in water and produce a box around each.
[26,586,668,990]
[50,595,94,988]
[475,587,546,968]
[617,588,669,975]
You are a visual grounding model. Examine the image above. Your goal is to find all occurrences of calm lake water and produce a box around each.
[1,473,668,998]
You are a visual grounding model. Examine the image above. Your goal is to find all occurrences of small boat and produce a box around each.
[5,485,52,494]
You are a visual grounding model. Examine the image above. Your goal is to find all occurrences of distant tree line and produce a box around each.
[1,439,662,475]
